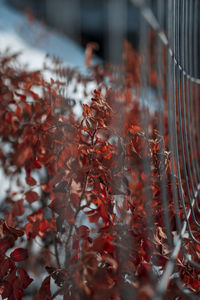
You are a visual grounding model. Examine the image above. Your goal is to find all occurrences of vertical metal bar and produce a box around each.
[173,0,200,243]
[107,0,127,64]
[187,0,200,188]
[167,0,182,235]
[138,0,157,286]
[183,0,200,214]
[127,0,200,297]
[156,0,173,248]
[172,0,200,265]
[189,0,200,184]
[154,2,182,297]
[155,0,200,296]
[176,0,200,225]
[107,1,138,299]
[180,0,199,209]
[194,1,200,165]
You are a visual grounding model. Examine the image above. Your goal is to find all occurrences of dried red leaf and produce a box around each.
[0,259,9,280]
[10,248,28,262]
[77,225,90,238]
[39,219,49,233]
[92,237,114,253]
[12,199,24,216]
[88,213,100,223]
[26,176,37,186]
[18,268,33,289]
[30,90,39,100]
[3,224,24,238]
[62,204,74,224]
[25,191,40,204]
[129,125,142,134]
[34,276,51,300]
[0,237,15,254]
[85,42,99,67]
[15,147,32,167]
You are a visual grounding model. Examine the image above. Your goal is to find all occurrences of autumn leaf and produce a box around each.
[25,191,40,204]
[15,147,32,166]
[18,268,33,289]
[0,259,9,280]
[129,125,141,134]
[34,276,52,300]
[10,248,28,262]
[88,213,100,223]
[0,237,15,254]
[77,225,90,238]
[26,176,37,186]
[12,199,24,216]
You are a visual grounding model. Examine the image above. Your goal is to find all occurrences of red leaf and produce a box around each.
[25,221,40,240]
[138,263,152,280]
[62,204,74,224]
[10,248,28,262]
[25,191,40,204]
[15,147,32,167]
[3,273,24,299]
[48,197,64,214]
[39,219,49,233]
[3,224,24,238]
[92,237,114,253]
[26,176,37,186]
[12,199,24,216]
[129,125,142,134]
[30,90,39,100]
[27,209,43,223]
[0,237,15,254]
[77,225,90,238]
[85,42,99,67]
[2,280,12,299]
[88,213,99,223]
[151,254,168,267]
[83,104,91,117]
[25,223,33,239]
[34,276,51,300]
[15,92,26,102]
[98,204,109,221]
[33,160,42,169]
[0,259,9,280]
[18,268,33,289]
[38,153,55,165]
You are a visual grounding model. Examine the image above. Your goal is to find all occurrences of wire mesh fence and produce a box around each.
[129,0,200,298]
[0,0,200,299]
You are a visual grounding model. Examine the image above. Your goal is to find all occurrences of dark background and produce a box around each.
[6,0,200,76]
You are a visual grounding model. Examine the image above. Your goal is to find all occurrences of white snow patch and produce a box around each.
[0,0,86,70]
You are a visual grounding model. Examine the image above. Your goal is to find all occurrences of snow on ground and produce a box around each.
[0,0,86,70]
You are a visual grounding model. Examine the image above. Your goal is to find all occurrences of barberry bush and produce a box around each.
[0,43,199,300]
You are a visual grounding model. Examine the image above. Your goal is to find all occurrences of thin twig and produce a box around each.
[64,171,89,267]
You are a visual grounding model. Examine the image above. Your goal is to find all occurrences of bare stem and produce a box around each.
[53,232,61,268]
[64,171,89,267]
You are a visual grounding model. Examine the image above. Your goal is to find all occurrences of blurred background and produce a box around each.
[1,0,200,73]
[6,0,141,63]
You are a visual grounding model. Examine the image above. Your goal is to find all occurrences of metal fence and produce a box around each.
[4,0,200,298]
[48,0,200,298]
[130,0,200,298]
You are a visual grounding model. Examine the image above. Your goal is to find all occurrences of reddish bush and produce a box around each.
[0,44,199,299]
